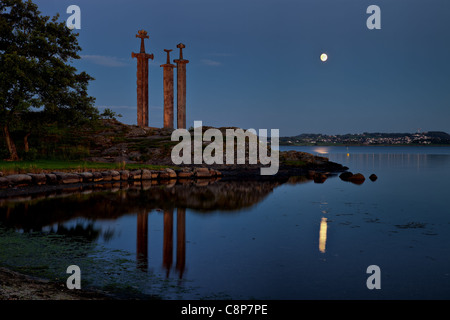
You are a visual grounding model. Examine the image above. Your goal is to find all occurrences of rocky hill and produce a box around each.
[79,119,347,176]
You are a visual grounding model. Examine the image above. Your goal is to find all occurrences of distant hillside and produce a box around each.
[280,131,450,146]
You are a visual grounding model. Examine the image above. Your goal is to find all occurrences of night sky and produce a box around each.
[34,0,450,136]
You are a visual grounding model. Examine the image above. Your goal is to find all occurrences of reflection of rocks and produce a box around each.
[0,179,286,231]
[286,176,311,185]
[313,172,328,184]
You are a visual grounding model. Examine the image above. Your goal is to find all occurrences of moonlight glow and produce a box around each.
[320,53,328,62]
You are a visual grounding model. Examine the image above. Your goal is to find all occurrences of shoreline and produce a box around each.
[0,159,348,200]
[279,143,450,147]
[0,155,348,300]
[0,267,115,300]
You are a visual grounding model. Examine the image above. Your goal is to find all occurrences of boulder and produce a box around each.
[194,167,212,178]
[165,168,177,178]
[150,170,159,179]
[45,174,58,185]
[120,170,130,180]
[78,172,94,183]
[26,173,47,185]
[129,169,142,180]
[101,171,112,181]
[369,174,378,181]
[339,172,353,181]
[348,173,365,185]
[110,170,121,181]
[92,172,103,182]
[54,172,81,184]
[6,174,32,187]
[159,171,170,179]
[0,177,8,188]
[141,169,152,180]
[177,171,193,178]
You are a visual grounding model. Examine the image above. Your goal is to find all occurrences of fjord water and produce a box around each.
[1,146,449,299]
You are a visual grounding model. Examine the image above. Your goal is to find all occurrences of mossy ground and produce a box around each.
[0,160,177,175]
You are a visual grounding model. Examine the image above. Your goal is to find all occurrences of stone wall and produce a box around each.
[0,167,222,189]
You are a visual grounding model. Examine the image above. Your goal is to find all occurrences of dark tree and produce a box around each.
[0,0,98,160]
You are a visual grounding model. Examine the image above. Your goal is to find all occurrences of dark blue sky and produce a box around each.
[35,0,450,136]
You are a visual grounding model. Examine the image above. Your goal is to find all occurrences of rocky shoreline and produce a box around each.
[0,267,115,300]
[0,150,349,300]
[0,149,349,199]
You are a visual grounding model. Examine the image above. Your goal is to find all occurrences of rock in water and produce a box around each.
[141,169,152,180]
[26,173,47,185]
[101,171,112,181]
[45,174,57,184]
[92,172,103,182]
[369,174,378,181]
[78,172,94,182]
[348,173,365,185]
[339,172,353,181]
[53,172,81,184]
[120,170,130,180]
[6,174,33,187]
[110,170,121,181]
[128,170,142,180]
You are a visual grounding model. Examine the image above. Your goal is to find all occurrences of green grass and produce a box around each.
[0,160,178,175]
[283,160,308,167]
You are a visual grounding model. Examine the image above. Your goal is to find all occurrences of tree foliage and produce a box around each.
[0,0,99,160]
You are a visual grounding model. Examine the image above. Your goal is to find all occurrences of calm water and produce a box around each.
[1,146,450,299]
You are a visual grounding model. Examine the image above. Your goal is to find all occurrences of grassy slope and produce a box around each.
[0,160,175,175]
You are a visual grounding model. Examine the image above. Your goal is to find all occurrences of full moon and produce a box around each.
[320,53,328,62]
